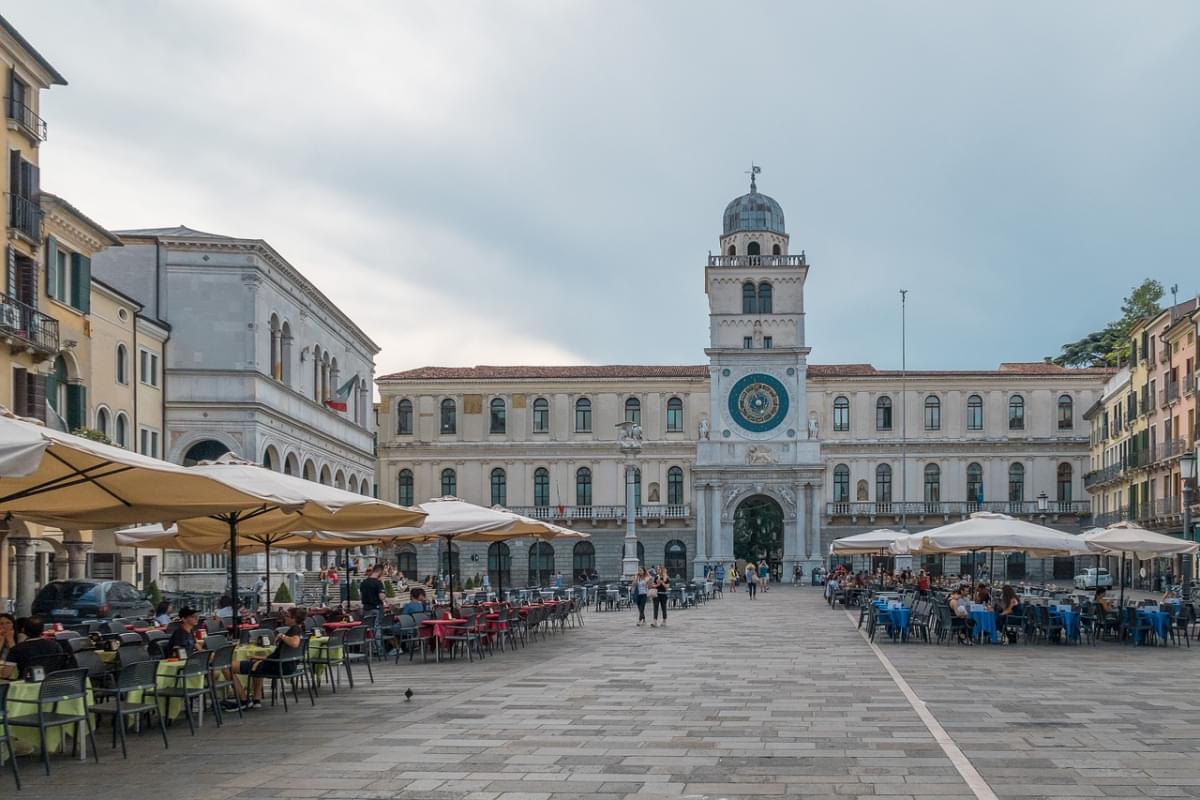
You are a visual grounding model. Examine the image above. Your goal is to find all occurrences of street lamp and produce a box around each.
[1180,451,1196,600]
[616,420,643,580]
[1037,492,1049,587]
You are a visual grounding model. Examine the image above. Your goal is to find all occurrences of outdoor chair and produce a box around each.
[1123,606,1154,646]
[391,614,433,664]
[1169,604,1192,648]
[0,682,20,790]
[202,633,229,652]
[440,618,485,663]
[342,625,375,685]
[1000,610,1024,644]
[71,648,112,687]
[24,651,69,677]
[90,659,169,758]
[206,644,242,724]
[260,639,315,712]
[7,668,100,776]
[156,650,218,735]
[908,600,933,644]
[117,644,151,670]
[1037,606,1065,644]
[105,621,127,636]
[66,636,96,654]
[1078,603,1100,646]
[309,630,348,691]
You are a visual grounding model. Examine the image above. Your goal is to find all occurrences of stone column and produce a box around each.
[693,483,708,575]
[804,482,817,562]
[64,541,90,580]
[11,536,36,616]
[711,482,727,560]
[621,462,640,579]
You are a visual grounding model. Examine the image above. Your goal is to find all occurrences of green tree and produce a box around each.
[274,582,292,604]
[145,580,162,609]
[733,497,783,562]
[1055,279,1163,367]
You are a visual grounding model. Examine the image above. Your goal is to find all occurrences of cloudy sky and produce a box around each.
[8,2,1200,376]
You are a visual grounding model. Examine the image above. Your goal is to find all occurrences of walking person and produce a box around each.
[651,566,670,627]
[727,563,738,593]
[745,561,758,599]
[758,561,770,593]
[631,566,651,626]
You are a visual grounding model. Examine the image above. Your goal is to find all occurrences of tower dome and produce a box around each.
[723,172,785,235]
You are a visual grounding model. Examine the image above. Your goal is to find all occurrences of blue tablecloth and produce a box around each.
[970,610,999,643]
[874,604,910,641]
[1138,609,1170,643]
[1050,608,1081,642]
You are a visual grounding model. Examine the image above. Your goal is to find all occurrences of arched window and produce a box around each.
[280,321,293,385]
[833,464,850,502]
[532,397,549,433]
[575,397,592,432]
[632,467,642,507]
[876,396,893,431]
[1057,462,1073,504]
[489,397,506,434]
[667,466,684,505]
[624,397,641,425]
[742,282,757,314]
[772,243,781,255]
[440,398,456,434]
[116,344,128,385]
[490,467,506,507]
[528,541,555,587]
[727,244,735,256]
[1057,394,1074,430]
[533,467,550,507]
[396,399,413,435]
[440,467,456,497]
[182,439,229,466]
[757,282,772,314]
[1008,463,1025,504]
[262,447,276,471]
[348,475,358,494]
[1008,395,1025,430]
[924,395,941,430]
[747,240,761,256]
[269,313,281,381]
[572,541,595,581]
[319,465,332,486]
[875,464,893,503]
[575,467,592,507]
[666,397,684,432]
[833,396,850,432]
[441,543,459,582]
[396,544,417,578]
[966,394,983,431]
[923,464,941,503]
[664,540,687,579]
[95,407,110,438]
[488,542,511,590]
[966,462,983,505]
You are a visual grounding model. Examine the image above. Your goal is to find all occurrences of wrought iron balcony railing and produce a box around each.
[0,293,58,354]
[5,97,46,142]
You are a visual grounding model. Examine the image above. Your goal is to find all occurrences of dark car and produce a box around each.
[31,579,153,623]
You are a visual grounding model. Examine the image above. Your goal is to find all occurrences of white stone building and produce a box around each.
[376,179,1111,585]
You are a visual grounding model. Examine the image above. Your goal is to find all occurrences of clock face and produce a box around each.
[728,373,789,433]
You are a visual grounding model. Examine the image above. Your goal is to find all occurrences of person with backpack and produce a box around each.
[744,562,758,599]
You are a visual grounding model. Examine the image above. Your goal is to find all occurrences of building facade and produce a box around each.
[376,179,1108,585]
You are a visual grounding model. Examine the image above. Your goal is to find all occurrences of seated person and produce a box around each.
[997,586,1021,643]
[948,586,977,645]
[165,607,200,657]
[400,587,430,615]
[974,584,992,605]
[6,616,65,679]
[228,606,306,710]
[1094,587,1114,613]
[154,601,173,627]
[215,594,234,622]
[0,612,15,663]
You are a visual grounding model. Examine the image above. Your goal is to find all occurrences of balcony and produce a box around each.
[5,97,46,142]
[507,504,691,524]
[1093,508,1129,528]
[1154,437,1188,465]
[1186,373,1195,396]
[1161,382,1180,409]
[8,194,41,242]
[707,253,806,268]
[0,293,59,355]
[825,500,1091,522]
[1084,463,1125,489]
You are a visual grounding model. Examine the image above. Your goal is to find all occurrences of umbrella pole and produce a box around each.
[343,549,350,611]
[265,541,271,615]
[447,535,456,617]
[228,517,240,640]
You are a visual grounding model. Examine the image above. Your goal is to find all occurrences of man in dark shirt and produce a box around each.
[8,616,65,678]
[359,566,386,615]
[165,607,200,657]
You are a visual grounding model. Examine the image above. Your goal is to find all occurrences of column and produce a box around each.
[793,482,806,562]
[693,483,708,573]
[622,462,640,579]
[804,482,817,562]
[711,482,726,560]
[11,536,36,616]
[64,541,90,580]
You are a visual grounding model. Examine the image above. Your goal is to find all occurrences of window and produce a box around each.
[757,282,772,314]
[95,407,109,438]
[575,467,592,507]
[747,241,760,256]
[528,541,555,586]
[396,545,417,577]
[632,467,642,507]
[440,467,456,497]
[727,244,735,256]
[772,244,781,255]
[572,541,595,581]
[924,395,941,430]
[667,466,684,505]
[876,397,893,431]
[440,398,456,434]
[116,344,128,385]
[397,469,414,506]
[1057,462,1072,504]
[487,542,511,589]
[666,397,684,432]
[575,397,592,432]
[625,397,641,425]
[396,399,413,434]
[875,464,892,503]
[833,396,850,432]
[532,397,549,433]
[490,467,507,507]
[967,462,983,504]
[923,464,940,502]
[1008,463,1024,502]
[139,349,159,387]
[833,464,850,502]
[664,540,687,579]
[743,337,753,349]
[1008,395,1025,430]
[966,394,983,431]
[1057,394,1073,430]
[115,413,128,448]
[533,467,550,507]
[489,397,506,434]
[742,282,756,314]
[763,336,773,349]
[139,427,160,459]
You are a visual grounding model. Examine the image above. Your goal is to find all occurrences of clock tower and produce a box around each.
[692,169,824,577]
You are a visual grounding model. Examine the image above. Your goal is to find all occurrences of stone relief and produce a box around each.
[746,446,777,465]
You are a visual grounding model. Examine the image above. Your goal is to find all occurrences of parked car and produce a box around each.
[1074,568,1113,590]
[31,579,153,623]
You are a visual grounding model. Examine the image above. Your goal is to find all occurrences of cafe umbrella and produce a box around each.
[1080,522,1199,613]
[830,529,906,589]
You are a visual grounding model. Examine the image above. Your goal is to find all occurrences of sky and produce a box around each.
[7,1,1200,377]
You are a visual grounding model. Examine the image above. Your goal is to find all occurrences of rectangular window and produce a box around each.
[876,403,892,431]
[666,401,684,432]
[139,427,159,459]
[139,349,159,387]
[743,337,753,349]
[532,400,549,433]
[763,336,773,349]
[575,400,592,432]
[53,249,69,303]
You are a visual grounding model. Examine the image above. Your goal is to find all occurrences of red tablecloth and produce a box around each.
[322,621,363,631]
[420,618,465,644]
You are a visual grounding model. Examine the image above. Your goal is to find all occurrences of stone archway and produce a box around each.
[733,495,785,574]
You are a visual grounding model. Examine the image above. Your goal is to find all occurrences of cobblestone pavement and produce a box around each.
[10,588,1200,800]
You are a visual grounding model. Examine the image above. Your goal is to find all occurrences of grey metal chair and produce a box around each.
[7,668,100,775]
[0,681,20,790]
[308,631,347,692]
[155,650,218,735]
[91,659,169,758]
[342,625,374,685]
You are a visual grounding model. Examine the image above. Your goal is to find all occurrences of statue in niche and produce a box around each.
[648,482,660,502]
[807,413,819,440]
[752,321,764,348]
[698,417,710,440]
[857,480,868,501]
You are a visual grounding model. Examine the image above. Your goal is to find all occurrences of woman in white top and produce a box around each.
[630,567,650,626]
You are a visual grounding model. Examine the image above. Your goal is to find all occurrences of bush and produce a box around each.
[274,582,292,604]
[146,580,162,609]
[348,580,360,601]
[72,427,111,445]
[384,580,396,598]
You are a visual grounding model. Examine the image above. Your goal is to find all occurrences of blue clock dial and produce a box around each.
[728,373,789,432]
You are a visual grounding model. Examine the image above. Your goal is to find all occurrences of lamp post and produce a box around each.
[1037,491,1048,586]
[1180,451,1196,601]
[616,420,643,580]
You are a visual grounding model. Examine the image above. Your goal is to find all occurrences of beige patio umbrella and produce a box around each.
[1081,521,1200,611]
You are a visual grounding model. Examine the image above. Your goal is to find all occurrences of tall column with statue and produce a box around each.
[617,421,642,579]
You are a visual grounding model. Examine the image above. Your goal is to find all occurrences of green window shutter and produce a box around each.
[45,234,57,302]
[66,383,86,432]
[70,253,90,312]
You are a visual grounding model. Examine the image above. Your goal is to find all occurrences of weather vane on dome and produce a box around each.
[746,163,761,192]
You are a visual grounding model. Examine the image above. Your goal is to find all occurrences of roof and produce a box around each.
[378,362,1115,382]
[40,192,122,247]
[0,15,66,86]
[723,189,786,236]
[115,225,233,239]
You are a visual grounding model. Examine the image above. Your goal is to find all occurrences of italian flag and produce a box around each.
[325,374,357,412]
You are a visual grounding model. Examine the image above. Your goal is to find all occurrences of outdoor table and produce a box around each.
[322,621,363,631]
[970,609,999,643]
[873,602,910,642]
[232,644,274,690]
[1138,608,1171,644]
[420,618,466,649]
[1050,607,1081,642]
[307,635,342,680]
[4,678,94,760]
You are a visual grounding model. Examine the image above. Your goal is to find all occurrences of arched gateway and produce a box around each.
[734,495,785,571]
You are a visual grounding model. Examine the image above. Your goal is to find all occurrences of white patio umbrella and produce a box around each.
[1081,522,1199,612]
[830,529,907,555]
